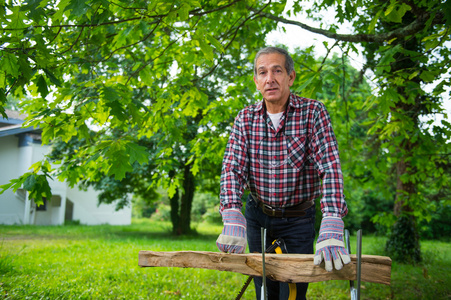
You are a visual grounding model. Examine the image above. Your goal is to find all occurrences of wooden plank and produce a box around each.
[139,251,391,285]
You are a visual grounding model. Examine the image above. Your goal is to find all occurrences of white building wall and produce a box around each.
[0,134,132,226]
[67,186,132,225]
[0,135,26,224]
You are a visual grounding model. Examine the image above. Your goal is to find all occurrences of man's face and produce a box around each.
[253,53,295,107]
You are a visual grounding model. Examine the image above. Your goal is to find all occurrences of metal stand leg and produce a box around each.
[356,230,362,300]
[261,227,267,300]
[345,229,362,300]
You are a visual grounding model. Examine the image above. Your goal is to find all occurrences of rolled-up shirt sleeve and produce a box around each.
[220,113,249,211]
[310,102,348,218]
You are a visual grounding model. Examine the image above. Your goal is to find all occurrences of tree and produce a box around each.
[0,0,283,234]
[263,0,450,262]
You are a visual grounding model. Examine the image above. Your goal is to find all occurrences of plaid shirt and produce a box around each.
[220,93,348,218]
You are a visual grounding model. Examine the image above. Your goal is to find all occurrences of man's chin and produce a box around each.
[263,94,282,102]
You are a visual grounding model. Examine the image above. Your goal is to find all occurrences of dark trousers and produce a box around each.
[245,195,316,300]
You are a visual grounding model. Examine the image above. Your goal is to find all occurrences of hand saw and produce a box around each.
[235,235,296,300]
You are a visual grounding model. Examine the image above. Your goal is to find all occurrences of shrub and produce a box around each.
[150,203,171,222]
[202,205,222,224]
[385,214,422,263]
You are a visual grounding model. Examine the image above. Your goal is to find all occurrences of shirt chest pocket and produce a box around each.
[286,136,308,170]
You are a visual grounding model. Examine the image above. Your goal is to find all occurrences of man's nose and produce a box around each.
[266,72,275,83]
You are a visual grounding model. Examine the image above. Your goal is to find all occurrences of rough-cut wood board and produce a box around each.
[139,251,391,285]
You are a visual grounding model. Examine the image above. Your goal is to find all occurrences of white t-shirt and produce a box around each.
[267,111,283,130]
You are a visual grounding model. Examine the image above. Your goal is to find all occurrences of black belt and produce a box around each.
[257,200,314,218]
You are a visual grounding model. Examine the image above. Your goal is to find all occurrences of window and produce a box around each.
[36,198,47,211]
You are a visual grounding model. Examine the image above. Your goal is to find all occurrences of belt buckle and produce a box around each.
[264,204,277,217]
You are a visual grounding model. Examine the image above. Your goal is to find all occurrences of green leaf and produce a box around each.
[8,6,26,32]
[107,150,133,180]
[368,10,382,33]
[178,3,191,21]
[126,143,149,165]
[65,0,90,16]
[44,69,62,86]
[107,100,126,121]
[377,45,400,74]
[53,0,70,21]
[23,174,37,191]
[18,57,35,81]
[37,75,49,98]
[0,93,6,118]
[30,175,52,204]
[0,175,27,195]
[0,73,6,89]
[198,39,214,61]
[167,181,177,198]
[385,1,411,23]
[206,35,224,53]
[419,71,436,83]
[191,159,200,175]
[101,86,120,101]
[408,71,419,80]
[19,173,53,204]
[295,73,317,95]
[384,1,396,16]
[41,123,55,145]
[24,0,46,22]
[139,65,154,86]
[0,53,20,77]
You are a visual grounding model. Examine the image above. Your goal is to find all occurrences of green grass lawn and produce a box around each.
[0,219,450,299]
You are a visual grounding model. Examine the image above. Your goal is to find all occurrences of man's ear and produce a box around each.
[289,70,296,87]
[253,76,260,91]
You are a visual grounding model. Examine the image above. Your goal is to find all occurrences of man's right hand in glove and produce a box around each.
[216,208,247,254]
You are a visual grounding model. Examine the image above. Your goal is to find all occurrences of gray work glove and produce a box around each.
[314,216,351,271]
[216,209,247,254]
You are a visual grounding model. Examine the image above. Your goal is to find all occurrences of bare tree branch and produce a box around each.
[256,10,445,43]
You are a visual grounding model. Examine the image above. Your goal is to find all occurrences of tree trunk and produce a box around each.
[169,188,180,235]
[394,156,416,216]
[386,107,422,263]
[169,171,181,235]
[177,163,195,235]
[381,9,424,263]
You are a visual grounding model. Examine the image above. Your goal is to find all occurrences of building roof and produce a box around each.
[0,109,39,138]
[0,109,27,126]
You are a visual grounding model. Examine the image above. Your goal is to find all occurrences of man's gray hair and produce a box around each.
[253,47,295,76]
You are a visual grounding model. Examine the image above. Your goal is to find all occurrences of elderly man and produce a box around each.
[216,46,350,300]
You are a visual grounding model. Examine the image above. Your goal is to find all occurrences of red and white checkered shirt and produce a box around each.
[220,93,348,218]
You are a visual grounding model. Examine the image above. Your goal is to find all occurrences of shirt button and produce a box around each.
[273,193,276,196]
[273,156,277,159]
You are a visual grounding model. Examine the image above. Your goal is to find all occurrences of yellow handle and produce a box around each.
[287,283,297,300]
[273,242,297,300]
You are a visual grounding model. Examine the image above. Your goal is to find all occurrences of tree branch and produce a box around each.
[60,27,84,55]
[193,1,273,84]
[256,10,445,43]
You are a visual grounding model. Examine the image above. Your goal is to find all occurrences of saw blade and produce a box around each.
[235,276,253,300]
